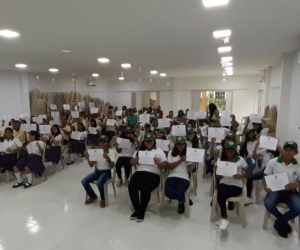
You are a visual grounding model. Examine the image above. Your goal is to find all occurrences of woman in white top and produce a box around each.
[129,132,168,222]
[0,127,23,173]
[82,135,115,208]
[87,119,101,148]
[102,111,119,142]
[186,125,199,149]
[45,125,62,164]
[165,136,197,214]
[240,129,257,173]
[67,122,88,165]
[115,128,137,187]
[215,142,249,230]
[12,131,46,188]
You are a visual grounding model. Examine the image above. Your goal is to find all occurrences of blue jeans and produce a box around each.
[264,190,300,224]
[246,168,265,198]
[205,155,214,173]
[165,177,190,202]
[81,170,112,200]
[246,157,256,173]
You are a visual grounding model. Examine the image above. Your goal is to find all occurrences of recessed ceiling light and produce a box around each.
[62,50,72,53]
[221,56,233,62]
[223,78,226,82]
[150,70,158,75]
[218,46,232,53]
[0,29,20,38]
[225,67,233,71]
[226,62,233,67]
[203,0,230,8]
[15,64,27,68]
[160,73,167,77]
[121,63,131,68]
[92,73,99,77]
[119,77,125,80]
[97,58,110,63]
[213,30,231,38]
[227,71,233,76]
[49,68,59,73]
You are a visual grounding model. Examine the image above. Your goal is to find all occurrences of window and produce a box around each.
[215,91,226,100]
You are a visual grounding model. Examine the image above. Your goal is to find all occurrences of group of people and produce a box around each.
[0,103,299,238]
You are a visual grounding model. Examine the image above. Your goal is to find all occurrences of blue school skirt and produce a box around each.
[0,153,18,171]
[15,154,45,175]
[70,140,86,154]
[45,146,61,164]
[88,134,99,146]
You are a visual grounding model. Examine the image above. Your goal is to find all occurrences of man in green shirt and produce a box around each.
[126,109,138,127]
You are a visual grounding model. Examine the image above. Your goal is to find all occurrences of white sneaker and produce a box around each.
[219,219,229,230]
[216,219,222,226]
[124,179,129,187]
[117,179,123,187]
[244,197,253,205]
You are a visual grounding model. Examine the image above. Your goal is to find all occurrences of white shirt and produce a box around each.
[119,142,136,157]
[247,140,257,162]
[79,131,88,140]
[4,138,23,154]
[27,140,45,156]
[50,134,62,146]
[200,125,209,137]
[95,149,116,171]
[264,157,300,183]
[167,152,190,181]
[260,128,269,136]
[257,149,273,167]
[218,157,248,188]
[133,148,167,175]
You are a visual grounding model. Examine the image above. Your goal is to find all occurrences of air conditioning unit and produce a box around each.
[87,79,97,86]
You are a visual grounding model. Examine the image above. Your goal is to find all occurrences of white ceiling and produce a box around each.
[1,0,300,80]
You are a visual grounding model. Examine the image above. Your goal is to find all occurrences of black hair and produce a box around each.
[177,110,184,117]
[51,124,61,136]
[29,130,40,141]
[90,119,97,127]
[220,145,238,161]
[171,143,187,157]
[4,127,14,140]
[121,131,137,144]
[122,106,127,110]
[187,133,199,148]
[139,140,156,151]
[252,123,263,134]
[209,103,218,119]
[77,122,85,132]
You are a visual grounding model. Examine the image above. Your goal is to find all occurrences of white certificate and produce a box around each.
[88,149,104,161]
[106,119,115,126]
[186,148,205,162]
[78,102,85,108]
[139,131,145,138]
[117,138,131,149]
[158,119,171,128]
[197,111,207,119]
[221,111,231,118]
[171,125,186,136]
[71,131,82,140]
[216,161,238,177]
[71,111,79,118]
[208,127,225,143]
[259,135,278,151]
[39,125,51,134]
[26,143,40,154]
[265,172,289,192]
[187,111,198,120]
[50,104,57,110]
[0,142,8,152]
[116,110,123,116]
[138,151,155,165]
[89,102,95,108]
[88,127,98,135]
[90,107,98,114]
[250,114,262,124]
[156,139,170,152]
[63,104,70,110]
[32,117,42,124]
[139,114,150,124]
[20,113,30,119]
[3,115,11,121]
[39,114,47,120]
[220,117,232,127]
[22,124,37,132]
[51,111,60,119]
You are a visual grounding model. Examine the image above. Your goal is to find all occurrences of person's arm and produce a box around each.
[252,141,261,160]
[36,141,44,155]
[154,158,168,170]
[103,154,114,169]
[62,127,71,135]
[130,156,139,166]
[167,155,186,170]
[262,123,276,134]
[85,154,95,168]
[52,135,61,146]
[262,160,273,193]
[209,138,219,156]
[233,168,250,179]
[214,110,220,118]
[242,117,250,136]
[187,163,197,173]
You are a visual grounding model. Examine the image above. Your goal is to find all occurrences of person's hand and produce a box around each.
[180,155,186,162]
[36,142,41,148]
[211,137,216,143]
[256,138,260,145]
[232,174,242,179]
[85,153,90,160]
[154,157,160,165]
[285,183,299,191]
[264,187,272,193]
[6,148,13,153]
[114,143,119,148]
[127,134,135,139]
[103,154,111,161]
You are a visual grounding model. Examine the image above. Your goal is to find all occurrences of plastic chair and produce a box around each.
[32,142,48,186]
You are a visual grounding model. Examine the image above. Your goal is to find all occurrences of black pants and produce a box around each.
[116,157,132,179]
[217,184,242,217]
[128,171,160,214]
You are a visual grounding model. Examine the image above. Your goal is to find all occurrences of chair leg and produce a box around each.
[112,182,117,197]
[185,191,190,218]
[104,183,109,207]
[239,203,247,229]
[210,192,218,223]
[255,180,262,204]
[263,210,270,230]
[61,156,65,169]
[298,216,300,238]
[5,171,10,183]
[236,202,240,215]
[152,189,159,215]
[210,177,214,197]
[160,187,165,211]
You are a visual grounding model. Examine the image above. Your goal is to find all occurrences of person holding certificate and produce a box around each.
[81,135,116,208]
[102,111,119,142]
[263,141,300,238]
[67,123,87,165]
[114,128,137,187]
[215,142,249,230]
[129,132,168,222]
[60,115,72,145]
[44,125,62,164]
[0,128,23,173]
[87,119,101,147]
[12,131,46,189]
[165,137,197,214]
[186,125,199,149]
[240,129,258,173]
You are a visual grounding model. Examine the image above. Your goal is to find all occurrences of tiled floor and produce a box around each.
[0,159,299,250]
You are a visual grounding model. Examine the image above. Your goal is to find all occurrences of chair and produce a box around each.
[32,142,48,186]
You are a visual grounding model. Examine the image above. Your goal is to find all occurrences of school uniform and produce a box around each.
[15,141,46,175]
[70,131,87,154]
[81,149,116,200]
[60,125,71,145]
[88,126,101,146]
[45,134,62,164]
[116,142,136,180]
[0,138,23,171]
[102,118,118,142]
[13,129,26,144]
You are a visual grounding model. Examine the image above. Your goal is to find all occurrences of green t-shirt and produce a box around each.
[127,115,138,126]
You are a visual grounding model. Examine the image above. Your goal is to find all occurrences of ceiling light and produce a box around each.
[15,64,27,68]
[49,68,59,73]
[97,58,110,63]
[226,62,233,67]
[218,46,232,53]
[225,67,233,71]
[150,70,158,75]
[160,73,167,77]
[227,71,233,76]
[221,56,233,62]
[203,0,230,8]
[0,29,20,38]
[223,78,226,82]
[121,63,131,68]
[62,50,72,53]
[119,77,124,80]
[92,73,99,77]
[213,30,231,38]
